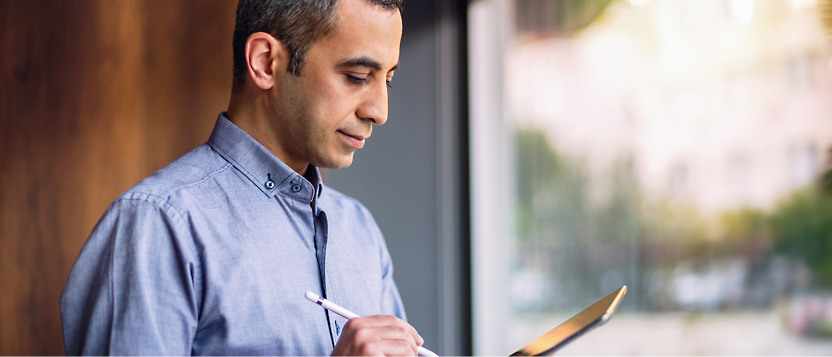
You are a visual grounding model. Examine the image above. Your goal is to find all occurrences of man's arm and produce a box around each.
[328,209,421,356]
[60,195,200,355]
[376,221,406,320]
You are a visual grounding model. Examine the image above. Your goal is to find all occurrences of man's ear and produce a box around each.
[245,32,288,90]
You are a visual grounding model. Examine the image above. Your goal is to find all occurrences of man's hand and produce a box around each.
[331,315,424,356]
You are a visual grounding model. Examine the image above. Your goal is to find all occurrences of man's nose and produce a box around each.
[356,80,388,125]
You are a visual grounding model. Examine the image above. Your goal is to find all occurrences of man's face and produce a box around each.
[271,0,402,171]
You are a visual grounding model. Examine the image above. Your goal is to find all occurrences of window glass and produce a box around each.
[471,0,832,354]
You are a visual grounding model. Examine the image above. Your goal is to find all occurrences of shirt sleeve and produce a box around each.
[373,218,407,322]
[60,194,200,355]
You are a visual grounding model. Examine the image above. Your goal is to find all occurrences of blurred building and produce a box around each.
[507,0,832,214]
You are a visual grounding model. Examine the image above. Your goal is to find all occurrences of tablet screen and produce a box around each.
[510,286,627,356]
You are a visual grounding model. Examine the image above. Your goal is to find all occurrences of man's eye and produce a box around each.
[347,74,368,85]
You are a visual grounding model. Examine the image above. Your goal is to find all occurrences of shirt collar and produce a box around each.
[207,112,323,201]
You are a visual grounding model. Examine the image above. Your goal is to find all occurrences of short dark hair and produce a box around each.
[231,0,404,92]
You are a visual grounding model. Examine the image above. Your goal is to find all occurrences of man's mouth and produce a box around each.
[337,130,366,149]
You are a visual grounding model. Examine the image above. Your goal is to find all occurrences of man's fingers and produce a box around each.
[347,315,422,345]
[361,325,416,342]
[333,315,422,356]
[365,339,416,356]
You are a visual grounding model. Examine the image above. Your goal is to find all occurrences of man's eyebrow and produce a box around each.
[337,56,398,72]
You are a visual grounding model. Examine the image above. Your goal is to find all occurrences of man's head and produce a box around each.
[232,0,404,92]
[227,0,403,174]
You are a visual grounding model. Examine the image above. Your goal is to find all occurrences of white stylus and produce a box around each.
[305,292,439,357]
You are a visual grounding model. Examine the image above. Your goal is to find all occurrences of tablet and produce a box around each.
[509,286,627,356]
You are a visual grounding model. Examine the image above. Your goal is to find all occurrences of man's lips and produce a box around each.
[337,130,366,149]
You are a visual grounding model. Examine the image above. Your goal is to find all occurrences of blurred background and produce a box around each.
[471,0,832,354]
[3,0,832,355]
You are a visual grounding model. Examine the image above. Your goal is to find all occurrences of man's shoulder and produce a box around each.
[120,143,231,204]
[319,185,380,227]
[320,185,366,210]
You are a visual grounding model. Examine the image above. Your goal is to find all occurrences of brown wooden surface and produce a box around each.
[0,1,236,354]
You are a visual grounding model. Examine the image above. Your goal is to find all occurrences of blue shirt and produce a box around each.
[60,113,406,355]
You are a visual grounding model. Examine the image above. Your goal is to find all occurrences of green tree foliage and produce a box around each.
[514,127,642,247]
[515,127,587,245]
[513,127,644,311]
[770,180,832,287]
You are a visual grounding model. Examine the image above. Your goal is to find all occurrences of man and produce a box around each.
[60,0,423,355]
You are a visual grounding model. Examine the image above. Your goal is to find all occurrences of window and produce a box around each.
[470,0,832,354]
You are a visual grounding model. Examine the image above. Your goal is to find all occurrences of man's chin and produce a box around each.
[315,155,354,169]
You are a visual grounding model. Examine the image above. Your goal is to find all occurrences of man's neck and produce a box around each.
[226,93,308,176]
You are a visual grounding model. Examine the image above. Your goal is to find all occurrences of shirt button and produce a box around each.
[292,184,301,192]
[265,180,275,189]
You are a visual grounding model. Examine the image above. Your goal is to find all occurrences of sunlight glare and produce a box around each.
[627,0,650,7]
[727,0,754,28]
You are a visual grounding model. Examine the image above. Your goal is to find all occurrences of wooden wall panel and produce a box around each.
[145,0,236,172]
[0,1,235,354]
